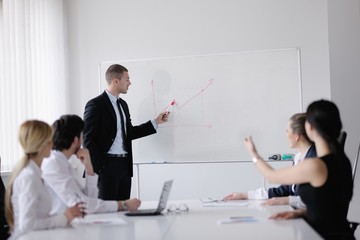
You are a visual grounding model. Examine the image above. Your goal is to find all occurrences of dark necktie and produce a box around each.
[116,99,127,147]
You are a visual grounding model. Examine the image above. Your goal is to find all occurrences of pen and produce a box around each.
[229,216,253,220]
[218,217,257,224]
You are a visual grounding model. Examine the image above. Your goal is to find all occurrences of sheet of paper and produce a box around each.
[200,199,250,207]
[71,213,127,226]
[217,216,270,224]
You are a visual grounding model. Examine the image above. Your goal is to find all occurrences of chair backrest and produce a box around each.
[0,157,10,239]
[347,137,360,235]
[338,131,347,151]
[338,130,360,182]
[353,138,360,182]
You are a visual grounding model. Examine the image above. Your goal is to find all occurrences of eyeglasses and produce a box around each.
[167,204,189,213]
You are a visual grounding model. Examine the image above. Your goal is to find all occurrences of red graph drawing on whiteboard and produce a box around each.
[150,78,215,128]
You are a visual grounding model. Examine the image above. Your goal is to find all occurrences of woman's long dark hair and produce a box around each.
[306,99,343,155]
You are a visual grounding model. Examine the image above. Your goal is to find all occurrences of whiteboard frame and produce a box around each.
[99,47,303,111]
[98,47,304,163]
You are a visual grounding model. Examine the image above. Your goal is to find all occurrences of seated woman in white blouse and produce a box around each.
[5,120,83,239]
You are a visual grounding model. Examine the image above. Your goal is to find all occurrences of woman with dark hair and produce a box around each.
[244,100,354,240]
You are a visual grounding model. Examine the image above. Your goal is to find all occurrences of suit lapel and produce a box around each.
[101,91,117,120]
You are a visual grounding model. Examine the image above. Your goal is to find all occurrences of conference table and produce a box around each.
[19,200,323,240]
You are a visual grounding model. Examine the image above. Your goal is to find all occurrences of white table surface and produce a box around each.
[18,200,323,240]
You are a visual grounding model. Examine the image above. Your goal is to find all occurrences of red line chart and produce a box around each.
[150,78,215,128]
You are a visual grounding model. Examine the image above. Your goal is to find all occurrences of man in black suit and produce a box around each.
[83,64,169,201]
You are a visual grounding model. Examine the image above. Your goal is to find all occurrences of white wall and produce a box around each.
[64,0,331,194]
[327,0,360,237]
[134,161,292,200]
[0,1,358,236]
[62,0,360,236]
[64,0,331,114]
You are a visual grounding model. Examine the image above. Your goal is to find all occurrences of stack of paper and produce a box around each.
[217,216,258,224]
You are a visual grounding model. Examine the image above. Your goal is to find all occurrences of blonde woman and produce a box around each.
[5,120,83,239]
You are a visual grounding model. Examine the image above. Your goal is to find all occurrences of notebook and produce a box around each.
[125,180,173,216]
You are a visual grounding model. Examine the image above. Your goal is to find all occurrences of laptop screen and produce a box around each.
[157,180,173,212]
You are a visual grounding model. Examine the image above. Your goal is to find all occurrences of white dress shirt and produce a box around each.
[41,150,118,215]
[9,160,67,240]
[105,90,158,155]
[105,90,128,155]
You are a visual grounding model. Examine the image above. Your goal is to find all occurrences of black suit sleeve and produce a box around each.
[269,145,317,198]
[268,184,294,198]
[121,99,157,141]
[83,99,103,174]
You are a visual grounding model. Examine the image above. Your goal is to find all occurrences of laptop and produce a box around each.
[125,180,173,216]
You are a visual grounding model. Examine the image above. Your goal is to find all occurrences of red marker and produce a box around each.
[166,100,176,113]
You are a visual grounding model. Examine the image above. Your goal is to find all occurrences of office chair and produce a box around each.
[0,157,10,239]
[348,138,360,235]
[338,131,347,151]
[337,132,359,235]
[352,137,359,183]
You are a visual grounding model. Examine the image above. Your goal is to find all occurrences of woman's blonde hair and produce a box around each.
[5,120,53,231]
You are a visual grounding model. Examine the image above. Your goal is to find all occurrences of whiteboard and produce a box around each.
[99,48,302,163]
